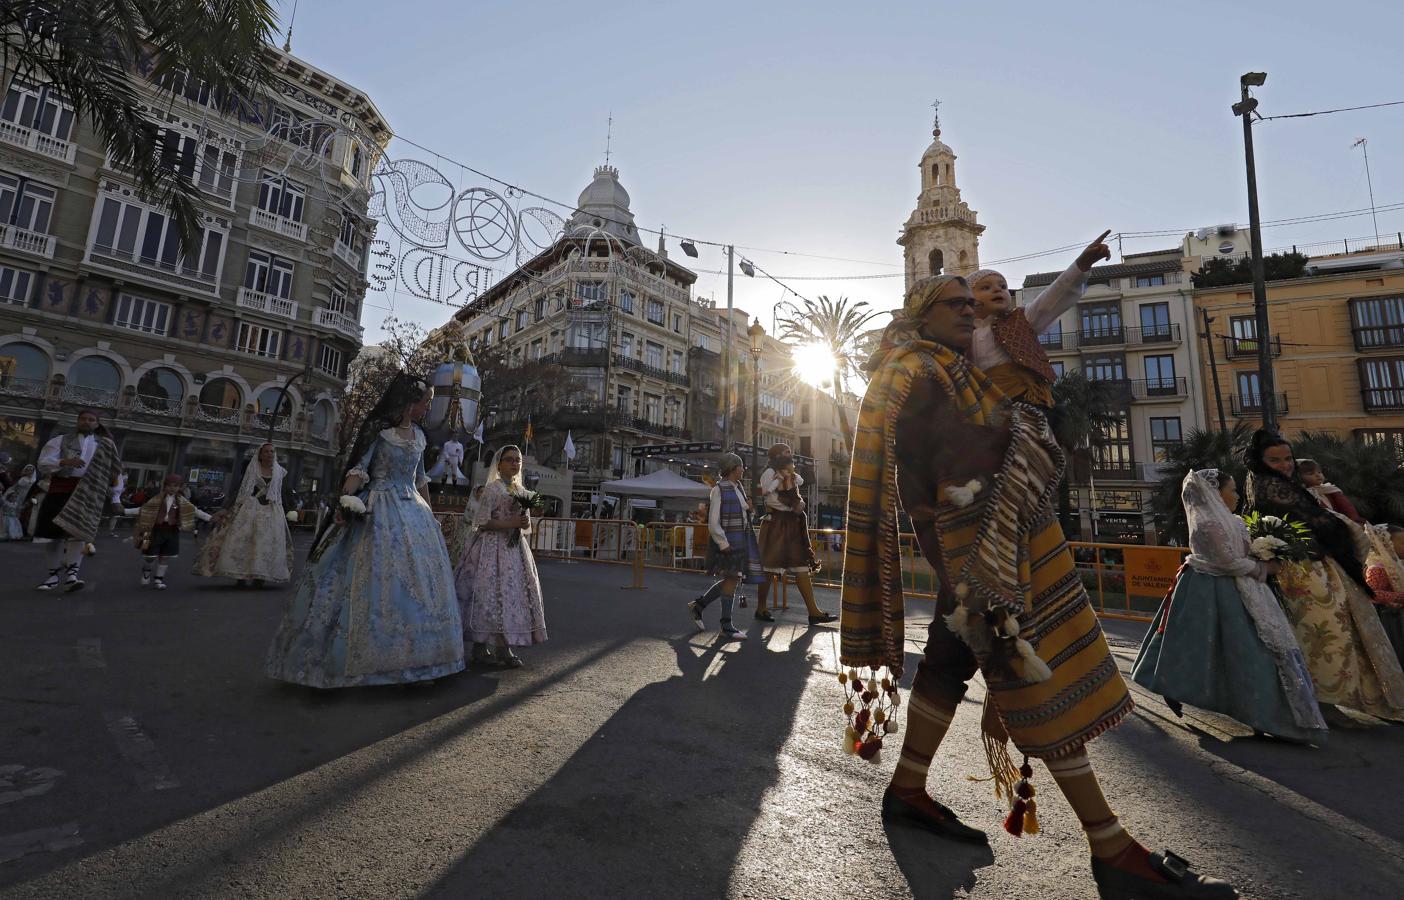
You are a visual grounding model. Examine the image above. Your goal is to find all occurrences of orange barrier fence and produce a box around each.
[436,516,1183,622]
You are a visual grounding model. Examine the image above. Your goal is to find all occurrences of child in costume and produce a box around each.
[1365,524,1404,666]
[967,230,1112,409]
[688,453,764,638]
[125,474,216,590]
[1297,458,1365,524]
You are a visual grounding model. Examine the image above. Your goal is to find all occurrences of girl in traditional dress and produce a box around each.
[754,444,835,625]
[1132,469,1327,743]
[1244,429,1404,723]
[1297,458,1365,524]
[1364,524,1404,667]
[455,445,547,668]
[266,374,464,689]
[194,443,293,587]
[1,464,35,540]
[687,453,763,638]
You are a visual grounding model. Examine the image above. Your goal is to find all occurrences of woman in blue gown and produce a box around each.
[267,374,465,688]
[1132,469,1327,744]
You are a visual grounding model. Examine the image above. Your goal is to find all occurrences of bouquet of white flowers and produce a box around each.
[1242,512,1312,562]
[286,510,300,524]
[505,487,545,548]
[339,494,368,523]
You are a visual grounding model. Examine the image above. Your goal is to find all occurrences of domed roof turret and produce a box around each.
[566,165,640,245]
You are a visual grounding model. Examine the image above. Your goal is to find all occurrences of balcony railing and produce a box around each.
[1230,392,1289,416]
[334,240,362,270]
[0,222,55,258]
[60,384,119,408]
[1037,332,1078,352]
[1126,324,1181,346]
[314,307,363,339]
[544,348,609,368]
[1222,335,1282,359]
[1091,462,1138,480]
[0,376,47,399]
[237,286,298,320]
[1130,377,1188,400]
[1078,327,1126,348]
[249,206,308,241]
[613,353,690,386]
[1086,377,1134,406]
[1363,388,1404,412]
[0,119,77,164]
[195,404,242,426]
[1353,325,1404,352]
[88,242,219,294]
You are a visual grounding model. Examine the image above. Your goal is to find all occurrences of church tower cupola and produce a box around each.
[897,103,985,289]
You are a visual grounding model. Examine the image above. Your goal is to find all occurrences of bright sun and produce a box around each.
[792,342,837,388]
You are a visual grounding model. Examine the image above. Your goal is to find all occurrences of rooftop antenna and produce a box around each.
[1352,137,1380,246]
[604,111,613,167]
[283,0,298,52]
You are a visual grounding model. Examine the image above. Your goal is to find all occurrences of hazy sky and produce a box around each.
[273,0,1404,343]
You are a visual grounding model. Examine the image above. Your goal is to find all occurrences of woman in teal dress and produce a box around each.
[266,374,465,688]
[1132,469,1327,744]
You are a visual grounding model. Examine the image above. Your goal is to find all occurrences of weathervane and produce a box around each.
[604,111,613,166]
[931,98,941,137]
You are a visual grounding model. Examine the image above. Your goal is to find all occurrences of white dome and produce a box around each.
[567,165,639,244]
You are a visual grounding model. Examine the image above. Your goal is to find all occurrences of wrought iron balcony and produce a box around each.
[1230,392,1289,416]
[88,242,219,296]
[1078,326,1126,348]
[0,119,76,164]
[1130,377,1188,400]
[237,286,299,320]
[613,353,690,386]
[249,206,308,241]
[1353,325,1404,352]
[1037,332,1078,352]
[1090,461,1137,480]
[0,376,47,399]
[314,307,363,339]
[0,222,55,258]
[1222,335,1282,359]
[1126,324,1182,346]
[1363,388,1404,412]
[543,348,609,368]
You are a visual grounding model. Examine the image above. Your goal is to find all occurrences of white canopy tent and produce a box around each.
[597,469,710,503]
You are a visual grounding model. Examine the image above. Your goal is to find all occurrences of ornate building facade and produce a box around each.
[0,43,389,496]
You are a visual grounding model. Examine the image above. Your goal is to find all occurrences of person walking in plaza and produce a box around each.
[688,453,764,639]
[1364,524,1404,668]
[266,374,464,689]
[124,474,217,590]
[1244,429,1404,724]
[753,443,835,625]
[2,464,35,540]
[194,442,294,588]
[841,274,1239,899]
[1132,469,1327,744]
[455,445,547,668]
[965,231,1111,411]
[32,410,124,592]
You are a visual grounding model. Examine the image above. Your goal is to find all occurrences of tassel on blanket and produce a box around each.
[1002,760,1039,837]
[837,666,900,763]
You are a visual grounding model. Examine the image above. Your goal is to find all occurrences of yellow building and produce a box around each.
[1193,240,1404,449]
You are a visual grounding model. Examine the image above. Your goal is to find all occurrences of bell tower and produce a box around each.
[897,102,984,290]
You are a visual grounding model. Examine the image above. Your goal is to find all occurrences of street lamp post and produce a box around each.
[747,318,765,501]
[266,363,315,445]
[1233,70,1278,429]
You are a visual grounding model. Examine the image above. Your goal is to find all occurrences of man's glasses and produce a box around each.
[934,296,978,312]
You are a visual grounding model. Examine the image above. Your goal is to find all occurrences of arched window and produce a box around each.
[67,356,121,405]
[0,342,49,391]
[928,248,944,276]
[310,399,333,437]
[136,367,184,413]
[199,377,242,416]
[945,163,953,184]
[931,163,941,185]
[256,387,293,429]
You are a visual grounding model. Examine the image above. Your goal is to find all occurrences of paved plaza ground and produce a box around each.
[2,533,1403,898]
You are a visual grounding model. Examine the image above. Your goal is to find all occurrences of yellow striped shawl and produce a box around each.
[840,337,1132,758]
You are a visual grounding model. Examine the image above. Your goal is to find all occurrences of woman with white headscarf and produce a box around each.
[454,445,546,668]
[1132,469,1328,744]
[194,442,293,586]
[1,464,36,540]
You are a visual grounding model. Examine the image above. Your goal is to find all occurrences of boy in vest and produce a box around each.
[967,231,1112,410]
[124,474,217,590]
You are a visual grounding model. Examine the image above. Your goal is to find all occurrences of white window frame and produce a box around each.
[258,170,305,223]
[0,173,55,233]
[644,341,663,369]
[646,298,665,325]
[113,293,173,335]
[0,264,33,304]
[328,279,351,315]
[245,250,295,299]
[236,322,282,359]
[318,344,343,376]
[1,78,75,141]
[90,194,227,284]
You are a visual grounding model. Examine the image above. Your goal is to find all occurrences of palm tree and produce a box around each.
[1149,422,1254,543]
[1292,431,1404,524]
[2,2,280,256]
[1049,372,1125,538]
[774,295,887,450]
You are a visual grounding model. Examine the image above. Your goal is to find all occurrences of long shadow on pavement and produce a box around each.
[426,625,824,899]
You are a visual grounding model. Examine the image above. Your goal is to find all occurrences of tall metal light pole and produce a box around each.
[1233,71,1278,429]
[1353,138,1380,245]
[748,319,765,501]
[720,244,735,451]
[1199,308,1228,431]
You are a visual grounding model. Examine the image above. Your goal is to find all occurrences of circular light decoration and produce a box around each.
[451,188,517,260]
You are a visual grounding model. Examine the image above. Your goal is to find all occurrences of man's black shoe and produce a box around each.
[880,788,988,844]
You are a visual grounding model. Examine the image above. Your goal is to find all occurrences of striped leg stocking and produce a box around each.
[1046,748,1165,881]
[890,691,957,790]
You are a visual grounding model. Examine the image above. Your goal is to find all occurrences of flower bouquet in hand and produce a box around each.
[505,487,545,547]
[1242,512,1313,562]
[338,494,369,524]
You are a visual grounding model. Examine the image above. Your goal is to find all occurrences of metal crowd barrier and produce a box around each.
[435,515,1179,622]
